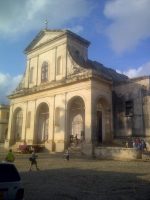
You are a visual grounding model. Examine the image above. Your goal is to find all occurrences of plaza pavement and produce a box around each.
[0,148,150,200]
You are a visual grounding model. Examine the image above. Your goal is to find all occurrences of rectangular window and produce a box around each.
[125,100,133,116]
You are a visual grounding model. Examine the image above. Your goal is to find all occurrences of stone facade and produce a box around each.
[6,29,150,154]
[0,104,9,143]
[113,76,150,138]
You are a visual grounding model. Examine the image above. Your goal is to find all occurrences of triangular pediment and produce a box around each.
[24,30,65,53]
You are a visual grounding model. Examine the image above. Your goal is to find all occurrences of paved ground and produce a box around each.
[1,150,150,200]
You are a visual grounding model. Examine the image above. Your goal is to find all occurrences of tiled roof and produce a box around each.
[68,45,128,84]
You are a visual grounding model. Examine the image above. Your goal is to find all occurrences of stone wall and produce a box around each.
[94,147,142,160]
[113,76,150,137]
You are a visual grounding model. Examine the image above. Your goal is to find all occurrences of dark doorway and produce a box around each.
[97,111,102,143]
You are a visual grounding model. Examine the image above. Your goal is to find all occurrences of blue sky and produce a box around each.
[0,0,150,103]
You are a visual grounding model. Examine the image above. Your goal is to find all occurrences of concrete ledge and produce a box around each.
[95,147,142,160]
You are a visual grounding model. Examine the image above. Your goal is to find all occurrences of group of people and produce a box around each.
[4,148,40,171]
[4,147,70,171]
[126,137,147,151]
[70,131,85,146]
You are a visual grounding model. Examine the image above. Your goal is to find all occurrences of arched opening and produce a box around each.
[96,102,103,143]
[67,97,85,146]
[96,97,111,145]
[13,108,23,143]
[36,103,49,144]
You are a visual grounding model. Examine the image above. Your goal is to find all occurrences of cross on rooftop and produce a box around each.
[44,19,48,30]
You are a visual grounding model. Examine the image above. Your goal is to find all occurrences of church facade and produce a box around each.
[6,29,150,153]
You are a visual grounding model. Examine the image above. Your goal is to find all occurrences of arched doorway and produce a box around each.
[96,97,111,145]
[13,108,23,143]
[67,97,85,146]
[36,103,49,144]
[96,102,103,143]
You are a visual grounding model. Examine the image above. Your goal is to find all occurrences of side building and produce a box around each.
[0,104,9,143]
[113,76,150,140]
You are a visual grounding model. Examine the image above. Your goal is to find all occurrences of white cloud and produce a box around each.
[117,61,150,78]
[104,0,150,53]
[0,0,92,38]
[69,25,84,34]
[0,73,22,104]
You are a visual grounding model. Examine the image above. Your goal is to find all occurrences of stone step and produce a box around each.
[68,146,84,158]
[142,151,150,160]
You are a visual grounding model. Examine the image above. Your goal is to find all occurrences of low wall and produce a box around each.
[94,147,142,160]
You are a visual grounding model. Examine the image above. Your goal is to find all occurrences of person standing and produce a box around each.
[29,150,39,171]
[5,149,15,163]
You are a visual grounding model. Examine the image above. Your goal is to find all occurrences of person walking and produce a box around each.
[64,148,70,161]
[5,149,15,163]
[29,150,39,171]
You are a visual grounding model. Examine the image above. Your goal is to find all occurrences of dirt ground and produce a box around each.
[1,152,150,200]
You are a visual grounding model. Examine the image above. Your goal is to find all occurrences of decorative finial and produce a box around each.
[44,19,48,30]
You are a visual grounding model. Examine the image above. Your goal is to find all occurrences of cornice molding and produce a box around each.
[8,70,112,99]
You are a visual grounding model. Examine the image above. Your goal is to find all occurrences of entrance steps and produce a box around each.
[68,145,84,158]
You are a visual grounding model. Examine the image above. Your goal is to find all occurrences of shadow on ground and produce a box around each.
[21,167,150,200]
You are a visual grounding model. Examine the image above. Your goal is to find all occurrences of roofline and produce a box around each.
[65,30,90,46]
[130,75,150,82]
[114,75,150,87]
[24,29,90,53]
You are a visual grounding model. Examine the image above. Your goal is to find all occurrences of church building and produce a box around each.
[6,29,150,154]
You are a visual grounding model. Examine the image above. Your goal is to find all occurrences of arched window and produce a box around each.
[29,67,34,83]
[41,61,48,82]
[56,56,62,75]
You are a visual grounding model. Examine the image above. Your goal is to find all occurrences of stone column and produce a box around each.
[82,93,93,156]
